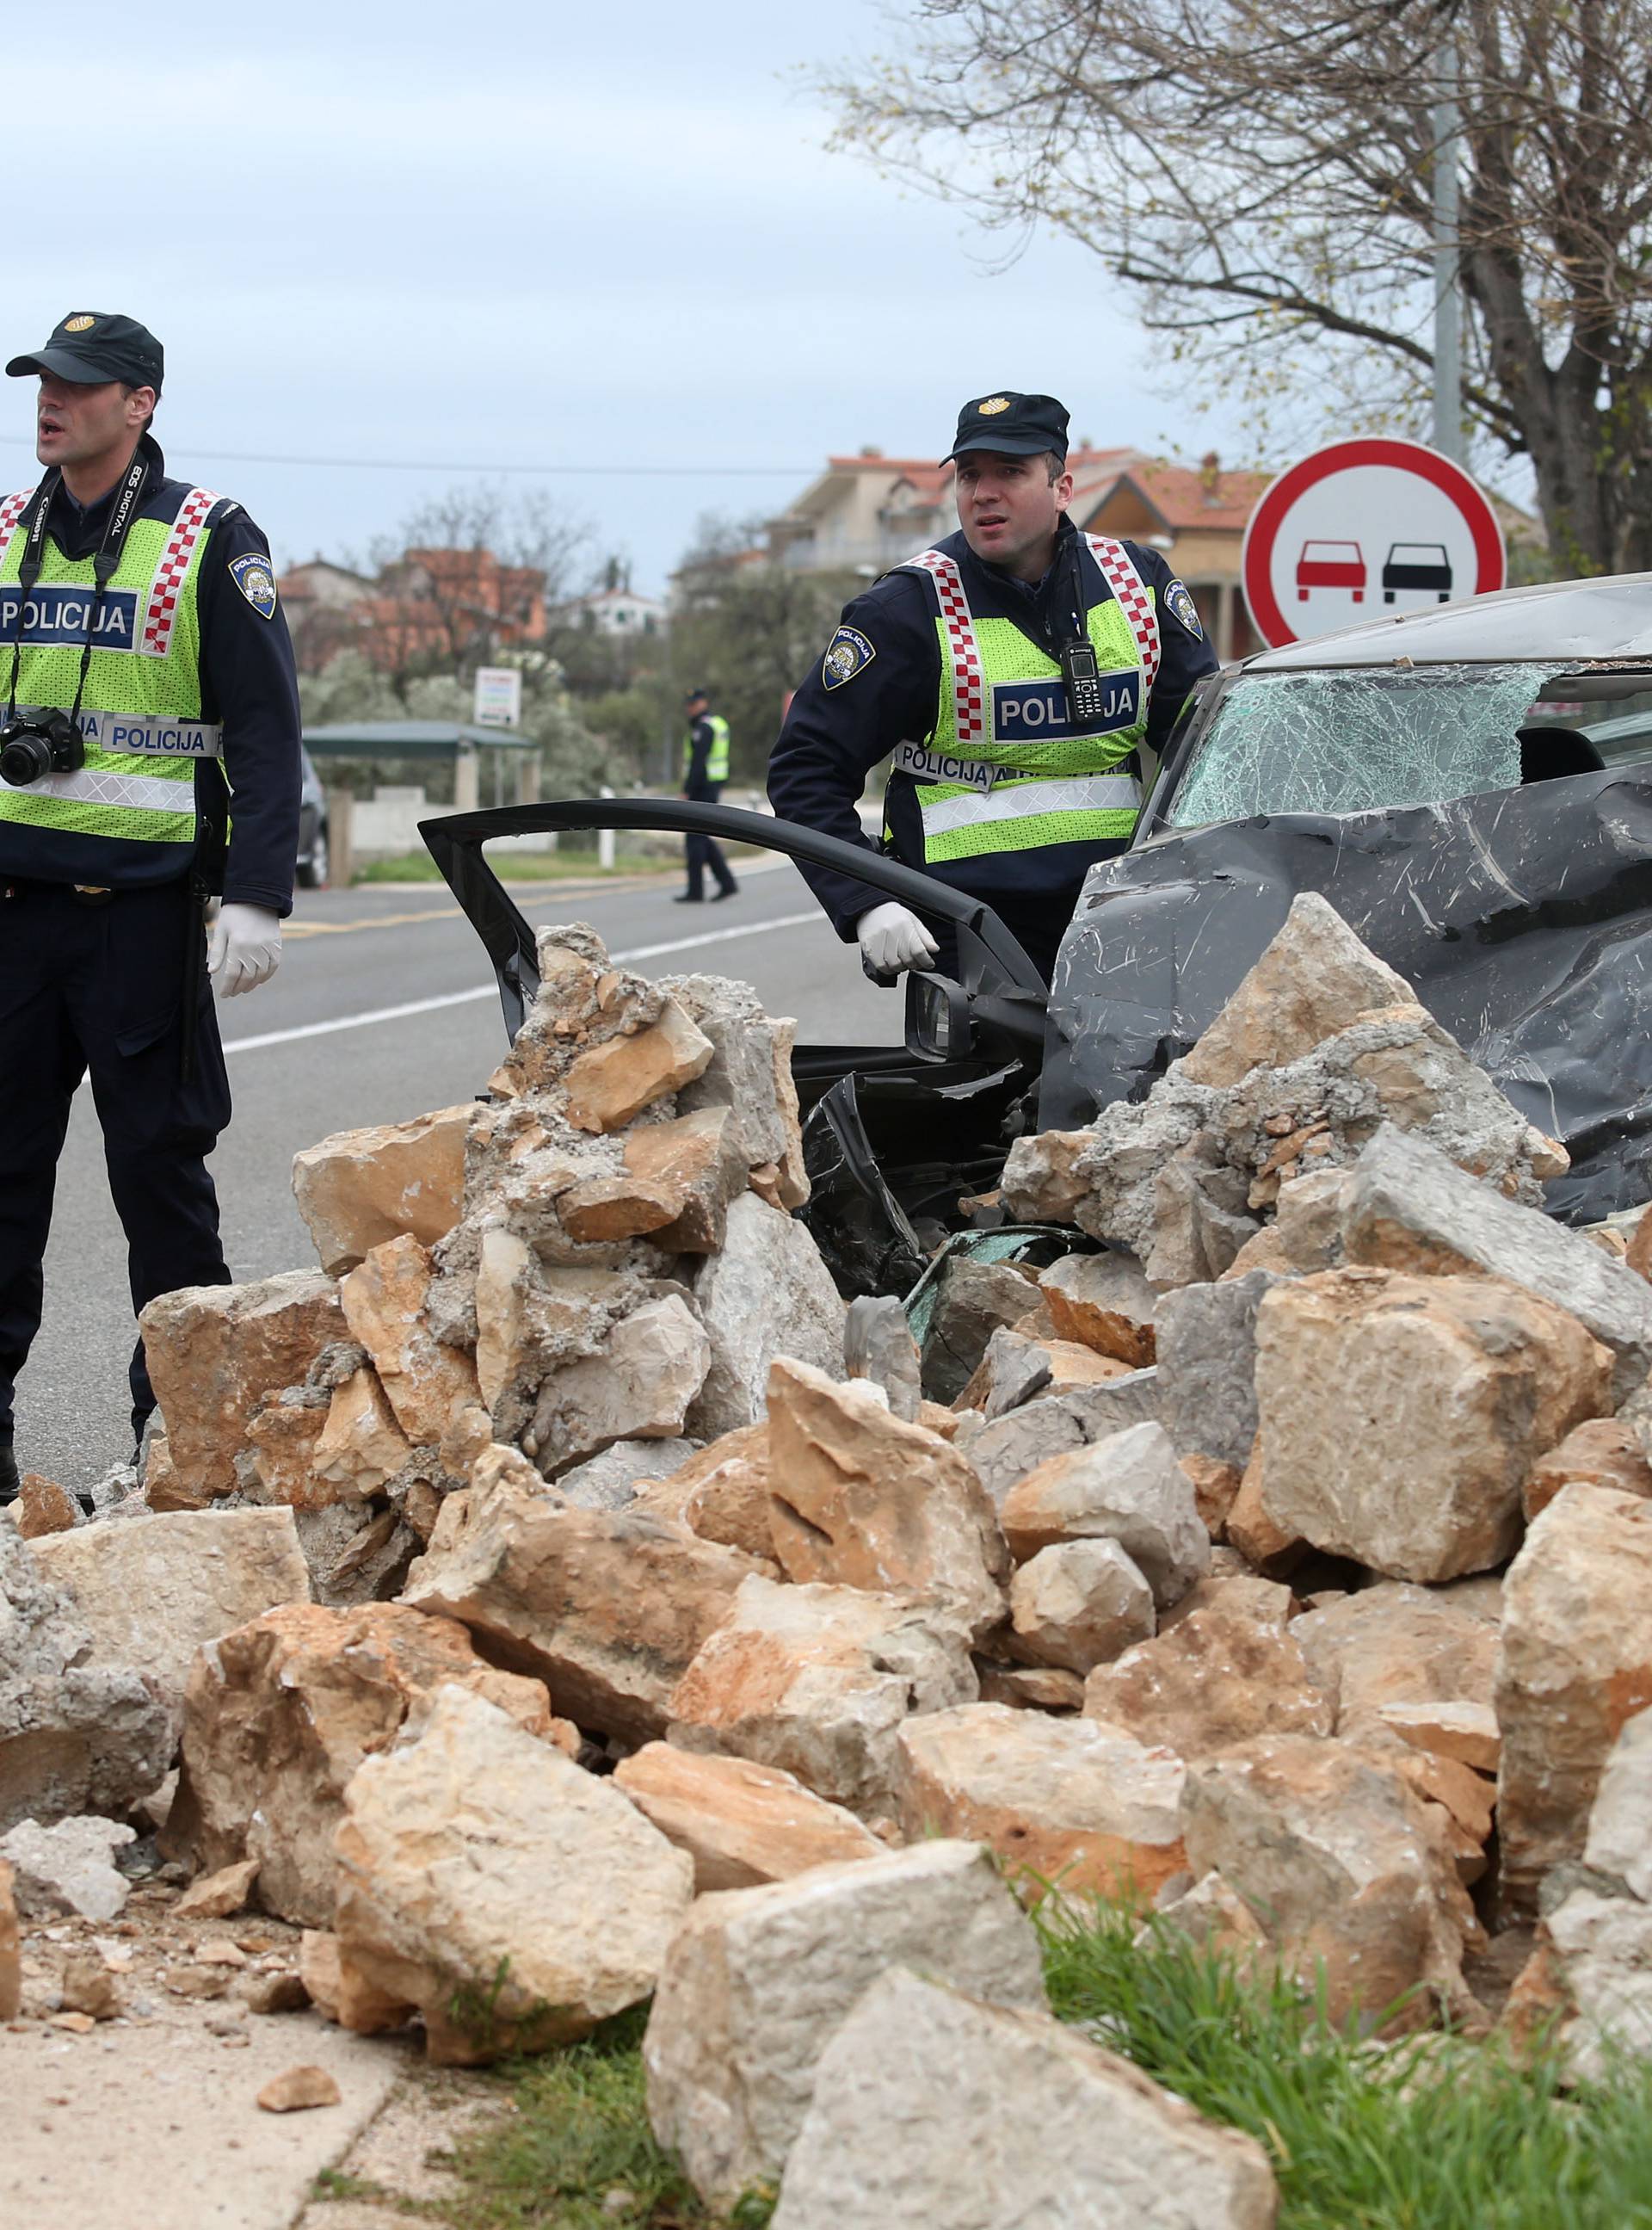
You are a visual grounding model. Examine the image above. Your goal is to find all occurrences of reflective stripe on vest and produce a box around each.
[897,539,1154,862]
[0,485,222,850]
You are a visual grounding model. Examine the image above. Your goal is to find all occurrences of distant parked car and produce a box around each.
[1382,541,1453,602]
[296,746,330,888]
[1296,540,1365,600]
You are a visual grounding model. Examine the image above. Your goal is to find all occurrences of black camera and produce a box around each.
[0,709,84,787]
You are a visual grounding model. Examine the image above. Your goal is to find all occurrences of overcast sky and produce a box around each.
[2,2,1254,595]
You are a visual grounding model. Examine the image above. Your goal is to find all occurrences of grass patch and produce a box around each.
[353,849,674,885]
[318,1904,1652,2227]
[1039,1893,1652,2227]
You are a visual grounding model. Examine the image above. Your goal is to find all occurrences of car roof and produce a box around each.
[1242,570,1652,670]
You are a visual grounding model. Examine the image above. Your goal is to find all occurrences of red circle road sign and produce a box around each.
[1242,437,1506,651]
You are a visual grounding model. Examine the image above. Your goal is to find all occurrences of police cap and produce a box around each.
[6,312,164,392]
[946,391,1069,465]
[684,685,709,703]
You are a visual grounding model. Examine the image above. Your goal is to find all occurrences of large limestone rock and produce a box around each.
[1083,1594,1333,1757]
[687,1193,846,1437]
[1496,1485,1652,1914]
[643,1840,1046,2210]
[1181,1733,1482,2029]
[772,1967,1279,2230]
[612,1745,885,1891]
[953,1371,1162,1506]
[1256,1269,1610,1583]
[1008,1540,1155,1675]
[764,1359,1008,1641]
[170,1599,555,1927]
[1342,1125,1652,1403]
[1291,1580,1498,1729]
[525,1294,711,1473]
[1583,1707,1652,1900]
[0,1528,170,1834]
[894,1702,1187,1901]
[632,1422,775,1560]
[339,1236,480,1448]
[293,1103,470,1276]
[403,1467,758,1744]
[310,1368,413,1500]
[1037,1251,1158,1368]
[1525,1416,1652,1521]
[1179,890,1415,1089]
[1156,1272,1278,1471]
[28,1506,311,1733]
[336,1685,693,2062]
[1526,1887,1652,2081]
[0,1858,17,2019]
[141,1270,346,1501]
[563,998,714,1132]
[920,1257,1042,1405]
[669,1573,977,1815]
[998,1423,1209,1609]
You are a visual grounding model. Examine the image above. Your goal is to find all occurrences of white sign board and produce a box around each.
[1242,437,1506,651]
[472,665,522,729]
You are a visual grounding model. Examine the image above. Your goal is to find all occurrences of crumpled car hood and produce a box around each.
[1039,768,1652,1224]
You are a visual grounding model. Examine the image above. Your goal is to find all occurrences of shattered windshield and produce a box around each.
[1167,663,1545,827]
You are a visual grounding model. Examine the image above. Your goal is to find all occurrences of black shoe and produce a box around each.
[673,893,704,905]
[0,1442,17,1507]
[711,884,738,902]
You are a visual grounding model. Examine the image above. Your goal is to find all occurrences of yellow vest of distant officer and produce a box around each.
[0,481,223,873]
[891,534,1160,865]
[683,713,730,785]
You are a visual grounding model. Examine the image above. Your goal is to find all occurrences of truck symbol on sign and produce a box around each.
[1382,542,1453,602]
[1295,541,1365,601]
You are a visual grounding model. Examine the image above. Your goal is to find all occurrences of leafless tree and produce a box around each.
[824,0,1652,571]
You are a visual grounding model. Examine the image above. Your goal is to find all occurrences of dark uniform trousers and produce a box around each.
[0,878,232,1439]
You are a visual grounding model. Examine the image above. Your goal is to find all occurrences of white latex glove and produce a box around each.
[857,901,940,976]
[208,902,283,998]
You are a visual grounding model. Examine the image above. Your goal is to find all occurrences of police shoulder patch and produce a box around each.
[822,624,875,690]
[229,552,278,621]
[1164,579,1203,639]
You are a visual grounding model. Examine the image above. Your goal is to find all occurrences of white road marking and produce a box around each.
[221,910,822,1055]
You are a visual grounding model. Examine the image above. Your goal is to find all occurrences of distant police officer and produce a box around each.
[676,684,737,903]
[768,392,1218,982]
[0,312,301,1504]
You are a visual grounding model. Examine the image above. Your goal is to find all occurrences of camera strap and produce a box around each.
[3,446,152,726]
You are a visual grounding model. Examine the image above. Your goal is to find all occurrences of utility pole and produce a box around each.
[1432,40,1464,463]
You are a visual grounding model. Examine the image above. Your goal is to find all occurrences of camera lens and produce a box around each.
[0,730,52,787]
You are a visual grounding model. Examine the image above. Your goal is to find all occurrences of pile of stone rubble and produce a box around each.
[5,896,1652,2225]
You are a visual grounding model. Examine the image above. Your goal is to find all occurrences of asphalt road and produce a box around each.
[15,854,899,1494]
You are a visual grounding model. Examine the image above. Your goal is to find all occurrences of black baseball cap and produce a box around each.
[6,312,164,392]
[684,685,709,702]
[946,391,1069,465]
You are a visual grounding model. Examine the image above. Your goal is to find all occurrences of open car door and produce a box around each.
[419,798,1051,1294]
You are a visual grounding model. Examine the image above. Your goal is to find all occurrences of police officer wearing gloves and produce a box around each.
[768,392,1217,984]
[676,684,737,903]
[0,312,300,1505]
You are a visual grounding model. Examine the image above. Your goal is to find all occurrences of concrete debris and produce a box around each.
[1038,1249,1159,1367]
[293,1103,471,1275]
[643,1840,1046,2211]
[669,1573,977,1817]
[403,1464,759,1745]
[0,1813,135,1921]
[169,1599,557,1928]
[998,1422,1209,1610]
[1496,1485,1652,1916]
[1181,1733,1482,2030]
[334,1684,693,2063]
[764,1358,1008,1642]
[894,1702,1187,1902]
[1255,1269,1611,1583]
[612,1744,885,1891]
[772,1964,1278,2230]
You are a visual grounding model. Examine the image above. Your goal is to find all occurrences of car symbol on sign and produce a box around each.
[1382,542,1453,602]
[1296,541,1365,601]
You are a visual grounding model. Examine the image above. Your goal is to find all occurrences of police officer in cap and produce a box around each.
[768,391,1217,983]
[0,312,300,1504]
[676,684,737,903]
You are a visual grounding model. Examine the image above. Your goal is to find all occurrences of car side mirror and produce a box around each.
[906,970,974,1060]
